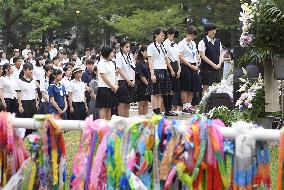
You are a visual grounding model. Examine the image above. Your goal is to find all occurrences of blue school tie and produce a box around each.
[188,43,196,60]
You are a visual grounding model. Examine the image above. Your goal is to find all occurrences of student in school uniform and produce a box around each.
[12,56,23,79]
[135,45,151,116]
[61,66,72,91]
[198,23,223,92]
[61,51,69,66]
[0,63,17,113]
[26,51,36,66]
[39,66,53,114]
[81,48,92,62]
[88,77,100,119]
[52,56,63,72]
[72,52,82,66]
[22,44,31,60]
[147,27,175,115]
[16,63,38,135]
[163,27,181,116]
[48,69,68,119]
[34,57,45,101]
[178,26,203,114]
[116,40,136,117]
[0,52,9,66]
[96,46,118,120]
[43,49,51,62]
[68,66,89,120]
[61,66,72,119]
[34,57,45,82]
[48,42,58,60]
[9,49,21,65]
[82,59,95,107]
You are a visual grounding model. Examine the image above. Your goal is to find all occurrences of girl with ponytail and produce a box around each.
[147,27,175,115]
[116,40,136,117]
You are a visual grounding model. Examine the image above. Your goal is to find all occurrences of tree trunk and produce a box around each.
[264,59,280,112]
[41,33,46,53]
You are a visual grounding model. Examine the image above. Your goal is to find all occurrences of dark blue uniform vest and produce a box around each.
[200,37,221,70]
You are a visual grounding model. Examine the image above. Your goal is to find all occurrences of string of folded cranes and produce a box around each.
[0,112,283,190]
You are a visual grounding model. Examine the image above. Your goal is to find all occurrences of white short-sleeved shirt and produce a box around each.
[147,42,167,70]
[53,65,63,72]
[61,77,71,93]
[33,66,45,81]
[116,52,135,81]
[69,79,86,102]
[0,59,9,66]
[40,78,49,102]
[178,38,198,63]
[12,66,22,79]
[26,59,36,67]
[22,49,30,60]
[163,39,180,62]
[9,57,14,65]
[0,76,17,98]
[198,36,223,53]
[16,78,37,100]
[49,48,58,60]
[61,58,69,65]
[74,58,82,66]
[97,59,116,88]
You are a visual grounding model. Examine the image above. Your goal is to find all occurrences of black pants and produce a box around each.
[18,99,37,136]
[72,102,87,120]
[4,98,16,114]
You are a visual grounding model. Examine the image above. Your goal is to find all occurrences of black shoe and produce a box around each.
[182,108,191,114]
[164,112,177,117]
[169,111,178,116]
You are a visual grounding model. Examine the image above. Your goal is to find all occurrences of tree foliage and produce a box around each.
[0,0,244,51]
[109,5,186,43]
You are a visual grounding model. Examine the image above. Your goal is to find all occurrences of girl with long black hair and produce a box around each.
[147,27,175,115]
[39,65,53,114]
[135,45,151,115]
[0,63,17,113]
[116,40,136,117]
[16,63,38,135]
[163,27,181,115]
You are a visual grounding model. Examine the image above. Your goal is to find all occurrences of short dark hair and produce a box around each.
[85,48,90,52]
[35,56,44,67]
[101,46,114,59]
[204,23,216,34]
[167,28,179,38]
[52,56,59,61]
[137,45,147,60]
[2,63,12,77]
[19,63,33,79]
[86,59,94,65]
[63,66,71,72]
[186,26,198,36]
[53,69,63,76]
[13,56,22,63]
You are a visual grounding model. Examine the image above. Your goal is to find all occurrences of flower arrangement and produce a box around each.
[238,0,284,63]
[235,71,265,122]
[239,2,255,47]
[207,106,246,126]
